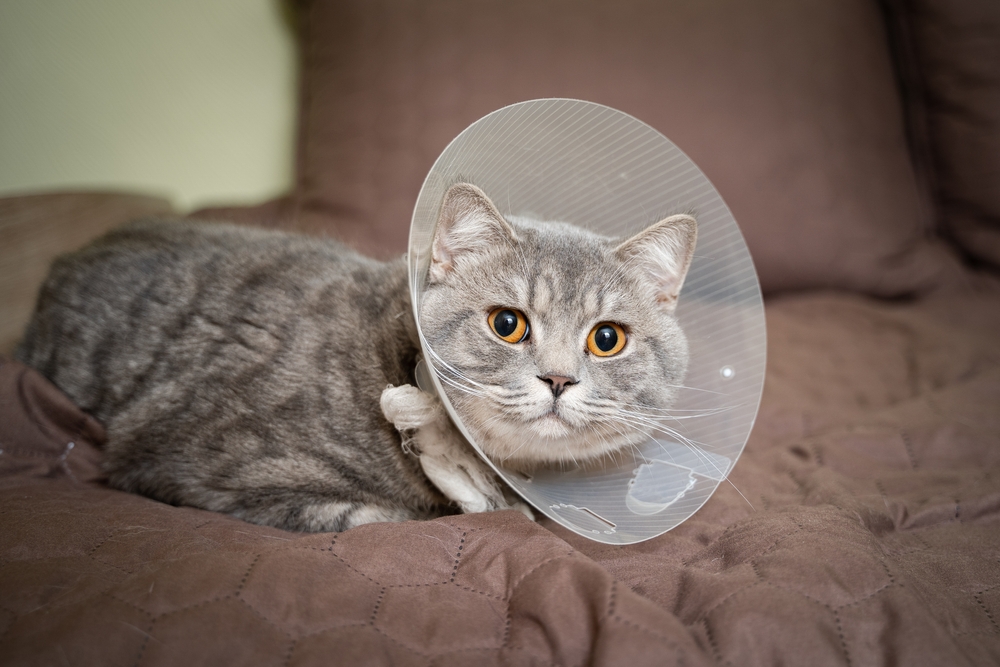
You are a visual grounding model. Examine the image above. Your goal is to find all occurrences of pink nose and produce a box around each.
[538,374,577,398]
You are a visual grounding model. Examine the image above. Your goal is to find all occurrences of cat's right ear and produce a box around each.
[430,183,517,283]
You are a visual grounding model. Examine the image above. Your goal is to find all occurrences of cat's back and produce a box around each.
[16,218,409,420]
[15,219,442,530]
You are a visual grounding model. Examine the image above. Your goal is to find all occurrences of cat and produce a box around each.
[16,183,697,532]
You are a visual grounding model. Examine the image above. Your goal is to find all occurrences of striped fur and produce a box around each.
[16,219,449,531]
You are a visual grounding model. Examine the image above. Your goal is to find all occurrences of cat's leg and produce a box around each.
[301,502,424,531]
[231,497,427,533]
[381,384,532,518]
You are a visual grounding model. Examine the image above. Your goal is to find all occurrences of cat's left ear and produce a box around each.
[615,214,697,313]
[429,183,518,283]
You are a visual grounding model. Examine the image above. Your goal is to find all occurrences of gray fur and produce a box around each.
[421,183,695,468]
[17,184,695,531]
[17,219,447,531]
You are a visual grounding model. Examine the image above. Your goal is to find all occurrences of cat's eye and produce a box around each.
[488,308,530,343]
[587,322,627,357]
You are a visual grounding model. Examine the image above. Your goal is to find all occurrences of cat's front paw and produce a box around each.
[381,383,533,520]
[380,384,440,431]
[510,500,535,521]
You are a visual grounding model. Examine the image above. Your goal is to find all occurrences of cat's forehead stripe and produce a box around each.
[529,272,554,313]
[582,287,601,317]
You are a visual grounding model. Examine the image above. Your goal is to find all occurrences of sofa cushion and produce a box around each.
[3,284,1000,665]
[888,0,1000,270]
[289,0,963,295]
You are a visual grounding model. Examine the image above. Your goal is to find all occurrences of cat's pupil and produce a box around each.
[594,325,618,352]
[494,310,518,338]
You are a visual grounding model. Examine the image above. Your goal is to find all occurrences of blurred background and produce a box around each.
[0,0,297,211]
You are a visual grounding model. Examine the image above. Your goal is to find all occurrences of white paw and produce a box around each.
[512,501,535,521]
[381,383,532,518]
[419,455,495,514]
[381,384,440,430]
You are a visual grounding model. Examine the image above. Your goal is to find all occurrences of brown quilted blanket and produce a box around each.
[2,287,999,666]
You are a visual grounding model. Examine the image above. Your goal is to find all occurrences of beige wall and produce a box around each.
[0,0,297,211]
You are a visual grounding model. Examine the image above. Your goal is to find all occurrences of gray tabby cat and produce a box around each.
[16,183,696,532]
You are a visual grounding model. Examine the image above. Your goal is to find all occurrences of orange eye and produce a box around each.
[587,322,627,357]
[488,308,530,343]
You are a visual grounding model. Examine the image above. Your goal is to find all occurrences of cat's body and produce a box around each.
[17,184,697,532]
[17,219,449,530]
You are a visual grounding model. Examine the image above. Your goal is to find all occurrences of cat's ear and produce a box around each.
[615,214,697,313]
[430,183,517,283]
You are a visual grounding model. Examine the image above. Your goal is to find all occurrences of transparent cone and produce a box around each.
[409,99,766,544]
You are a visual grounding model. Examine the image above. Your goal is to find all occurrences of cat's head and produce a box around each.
[419,183,697,469]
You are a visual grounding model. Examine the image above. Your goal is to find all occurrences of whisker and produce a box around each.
[422,345,490,391]
[603,412,726,477]
[626,402,740,415]
[724,478,756,511]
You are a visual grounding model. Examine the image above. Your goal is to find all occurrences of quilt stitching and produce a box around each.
[695,581,762,623]
[236,553,260,593]
[130,596,238,667]
[235,595,294,639]
[500,552,578,653]
[900,430,919,469]
[88,531,137,576]
[973,590,999,634]
[607,614,686,665]
[605,583,685,659]
[507,551,576,593]
[832,608,853,667]
[370,586,387,625]
[449,531,467,583]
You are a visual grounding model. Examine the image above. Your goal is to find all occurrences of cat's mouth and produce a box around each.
[469,400,648,467]
[528,407,573,439]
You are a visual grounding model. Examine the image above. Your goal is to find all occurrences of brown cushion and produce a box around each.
[888,0,1000,270]
[289,0,963,295]
[0,357,707,666]
[4,283,1000,664]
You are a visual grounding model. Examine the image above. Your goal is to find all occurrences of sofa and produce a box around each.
[2,0,998,664]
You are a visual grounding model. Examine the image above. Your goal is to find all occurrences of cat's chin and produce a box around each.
[472,415,646,470]
[529,413,573,440]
